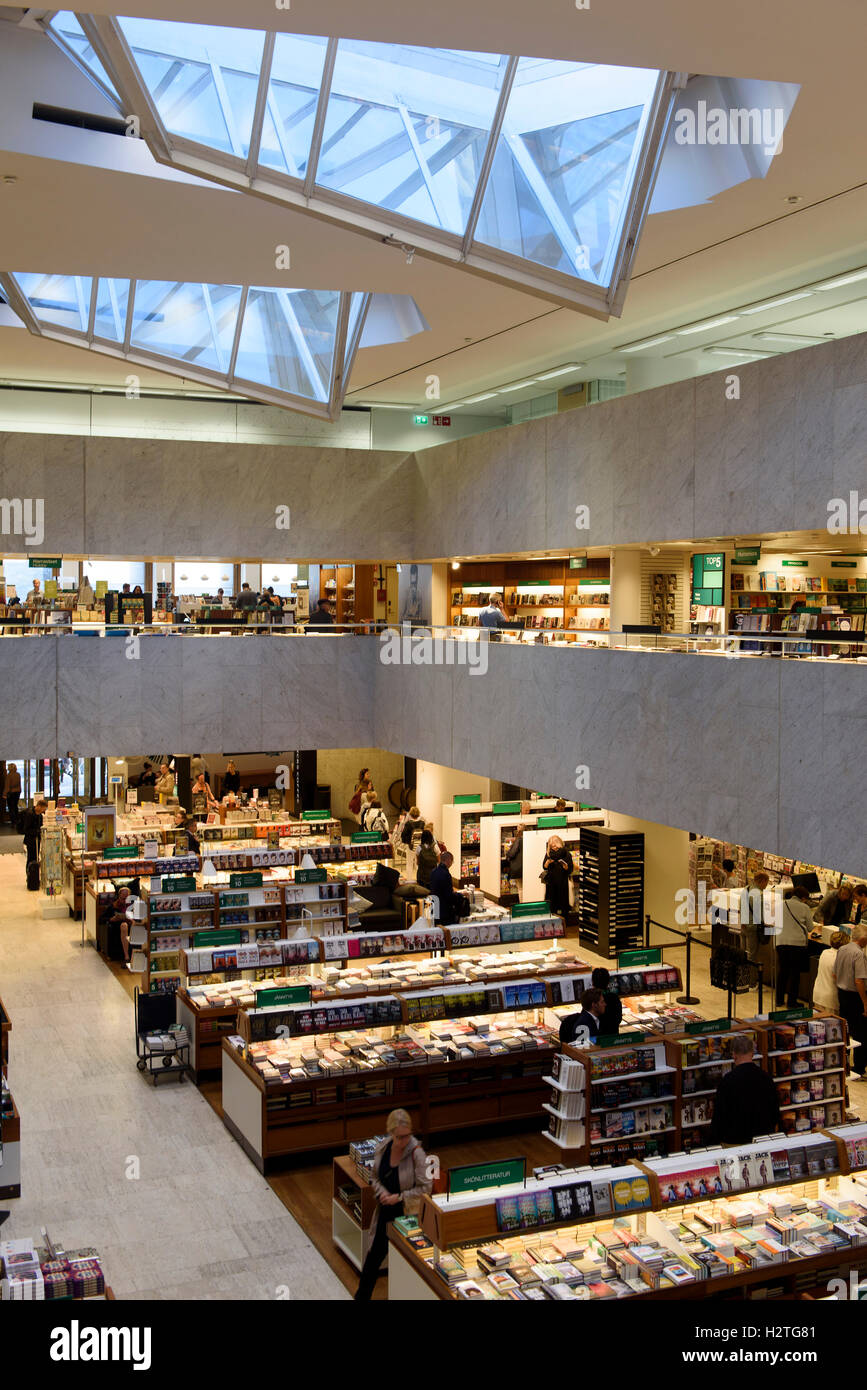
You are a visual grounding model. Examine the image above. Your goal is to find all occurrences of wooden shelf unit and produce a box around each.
[221,1037,558,1171]
[449,558,610,642]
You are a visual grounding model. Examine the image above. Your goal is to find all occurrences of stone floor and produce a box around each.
[0,851,348,1301]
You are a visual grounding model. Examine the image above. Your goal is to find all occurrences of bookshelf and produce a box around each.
[578,827,644,958]
[0,994,19,1200]
[387,1122,867,1301]
[441,796,572,894]
[448,559,610,640]
[318,563,355,626]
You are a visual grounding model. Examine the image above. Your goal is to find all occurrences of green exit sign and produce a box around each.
[413,414,429,426]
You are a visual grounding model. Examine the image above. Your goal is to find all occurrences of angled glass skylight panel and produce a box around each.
[130,281,242,372]
[343,291,367,373]
[15,273,92,332]
[117,19,266,158]
[258,33,330,179]
[316,41,509,235]
[47,12,120,100]
[235,288,340,401]
[93,278,131,342]
[474,58,659,285]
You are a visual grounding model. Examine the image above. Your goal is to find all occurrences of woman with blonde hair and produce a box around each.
[812,930,848,1012]
[542,834,574,919]
[355,1109,432,1300]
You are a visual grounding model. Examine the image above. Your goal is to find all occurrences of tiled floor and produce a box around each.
[0,851,348,1301]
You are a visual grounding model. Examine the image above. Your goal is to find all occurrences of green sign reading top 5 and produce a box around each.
[692,552,726,607]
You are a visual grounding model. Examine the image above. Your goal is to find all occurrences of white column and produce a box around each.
[609,548,643,638]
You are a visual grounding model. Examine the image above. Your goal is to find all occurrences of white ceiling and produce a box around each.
[0,1,864,408]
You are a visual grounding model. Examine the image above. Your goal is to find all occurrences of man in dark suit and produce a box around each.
[429,851,463,927]
[559,987,606,1045]
[306,598,335,632]
[592,967,622,1034]
[710,1033,780,1144]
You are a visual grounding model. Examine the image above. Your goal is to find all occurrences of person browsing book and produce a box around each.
[415,829,439,889]
[479,594,506,629]
[541,835,573,918]
[813,882,854,928]
[355,1109,432,1300]
[559,987,606,1045]
[591,968,622,1034]
[222,760,241,795]
[190,772,217,810]
[709,1034,780,1144]
[429,851,465,927]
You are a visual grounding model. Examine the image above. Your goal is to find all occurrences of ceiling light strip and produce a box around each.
[459,54,519,261]
[246,31,276,180]
[303,36,339,199]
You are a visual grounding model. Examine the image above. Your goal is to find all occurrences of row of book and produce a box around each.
[1,1238,106,1301]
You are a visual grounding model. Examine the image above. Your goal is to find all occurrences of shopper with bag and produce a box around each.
[4,764,20,828]
[361,798,389,838]
[775,885,813,1008]
[348,768,369,821]
[355,1109,432,1300]
[21,798,46,888]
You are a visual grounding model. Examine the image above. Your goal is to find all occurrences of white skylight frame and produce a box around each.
[43,15,682,317]
[0,271,371,420]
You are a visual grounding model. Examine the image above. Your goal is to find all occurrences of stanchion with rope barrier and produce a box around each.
[644,913,765,1014]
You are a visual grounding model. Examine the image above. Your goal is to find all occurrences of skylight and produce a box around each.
[43,16,678,315]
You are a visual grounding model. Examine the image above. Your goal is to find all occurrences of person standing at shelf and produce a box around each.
[306,597,335,631]
[503,823,524,887]
[541,834,573,919]
[399,804,425,848]
[774,885,813,1009]
[559,986,606,1045]
[479,594,506,629]
[108,886,133,970]
[137,760,156,788]
[720,857,738,888]
[742,870,770,962]
[349,767,370,822]
[429,851,465,926]
[190,754,208,782]
[415,828,440,890]
[591,967,622,1035]
[833,926,867,1079]
[852,884,867,925]
[24,577,42,603]
[354,1108,432,1301]
[813,882,854,929]
[236,582,258,610]
[21,797,46,884]
[154,763,174,798]
[812,931,847,1013]
[709,1034,780,1144]
[4,763,21,829]
[190,771,217,812]
[222,760,241,796]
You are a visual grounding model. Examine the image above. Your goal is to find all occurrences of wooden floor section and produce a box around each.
[198,1076,554,1300]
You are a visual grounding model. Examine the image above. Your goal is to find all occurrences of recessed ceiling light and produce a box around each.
[704,347,772,360]
[783,194,803,205]
[620,335,674,352]
[463,391,499,403]
[677,316,741,336]
[753,332,825,345]
[1,176,17,186]
[740,292,814,314]
[496,379,538,393]
[536,362,584,380]
[813,269,867,291]
[451,561,460,570]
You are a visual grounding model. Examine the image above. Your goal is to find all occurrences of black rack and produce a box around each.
[578,826,644,959]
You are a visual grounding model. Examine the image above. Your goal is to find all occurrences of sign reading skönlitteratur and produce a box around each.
[617,947,661,969]
[448,1157,526,1197]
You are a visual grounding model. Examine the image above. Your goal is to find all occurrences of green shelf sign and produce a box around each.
[493,801,522,815]
[256,984,312,1009]
[511,900,549,918]
[617,948,661,969]
[102,846,131,860]
[782,560,808,567]
[448,1157,525,1196]
[301,809,331,821]
[350,831,382,844]
[161,875,196,891]
[568,556,588,569]
[685,1017,733,1035]
[295,867,327,884]
[733,547,761,565]
[229,871,263,889]
[831,561,858,569]
[30,556,61,568]
[453,794,482,805]
[769,1006,812,1022]
[537,815,567,828]
[597,1032,646,1048]
[194,929,241,948]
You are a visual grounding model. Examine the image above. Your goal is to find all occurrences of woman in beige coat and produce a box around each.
[355,1109,432,1300]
